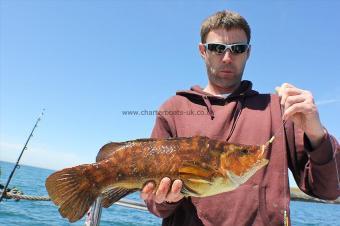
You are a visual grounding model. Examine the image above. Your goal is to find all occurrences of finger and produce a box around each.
[276,83,295,95]
[283,94,305,111]
[166,180,184,203]
[171,180,183,194]
[283,101,315,121]
[279,83,298,93]
[275,86,282,96]
[282,103,304,121]
[275,84,295,104]
[280,87,303,107]
[140,182,155,200]
[140,191,152,201]
[142,182,155,193]
[281,82,296,89]
[155,177,171,204]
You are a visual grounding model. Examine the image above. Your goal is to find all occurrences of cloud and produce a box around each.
[0,141,92,170]
[0,141,24,162]
[0,141,22,152]
[316,99,340,106]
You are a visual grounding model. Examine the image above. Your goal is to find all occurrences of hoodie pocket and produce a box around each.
[260,184,286,226]
[191,184,260,226]
[259,185,273,226]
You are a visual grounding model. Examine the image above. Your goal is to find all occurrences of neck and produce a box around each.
[203,82,240,96]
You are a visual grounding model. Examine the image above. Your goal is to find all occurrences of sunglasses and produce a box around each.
[204,43,250,54]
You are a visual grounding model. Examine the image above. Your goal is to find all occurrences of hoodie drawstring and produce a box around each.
[201,94,245,141]
[202,96,215,120]
[225,95,245,141]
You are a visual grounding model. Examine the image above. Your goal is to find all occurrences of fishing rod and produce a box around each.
[0,109,45,202]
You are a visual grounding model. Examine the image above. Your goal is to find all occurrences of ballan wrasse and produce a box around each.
[45,136,271,222]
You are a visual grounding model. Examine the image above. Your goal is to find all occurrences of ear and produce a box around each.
[199,43,207,59]
[246,45,251,60]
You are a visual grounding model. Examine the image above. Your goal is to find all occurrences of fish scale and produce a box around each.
[45,136,270,222]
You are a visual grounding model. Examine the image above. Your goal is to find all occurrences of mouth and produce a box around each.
[220,70,233,74]
[219,69,234,76]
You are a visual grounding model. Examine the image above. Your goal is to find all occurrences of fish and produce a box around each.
[45,136,270,222]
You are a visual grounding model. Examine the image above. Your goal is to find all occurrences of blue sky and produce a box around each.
[1,1,339,189]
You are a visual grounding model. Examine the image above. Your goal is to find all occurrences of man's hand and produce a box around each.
[276,83,326,148]
[140,177,184,204]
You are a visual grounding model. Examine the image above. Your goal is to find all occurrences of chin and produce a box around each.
[221,80,242,90]
[208,73,242,90]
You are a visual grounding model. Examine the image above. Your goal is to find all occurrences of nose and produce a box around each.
[222,50,233,64]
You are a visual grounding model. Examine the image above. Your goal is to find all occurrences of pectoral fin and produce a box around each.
[179,176,214,197]
[179,162,218,197]
[179,166,212,179]
[179,161,218,179]
[181,183,201,196]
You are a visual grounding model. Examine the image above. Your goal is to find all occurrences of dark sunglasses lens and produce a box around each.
[208,44,226,54]
[231,44,248,53]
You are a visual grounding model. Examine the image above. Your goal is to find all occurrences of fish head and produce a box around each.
[219,143,268,185]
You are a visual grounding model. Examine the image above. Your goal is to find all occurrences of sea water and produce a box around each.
[0,161,339,226]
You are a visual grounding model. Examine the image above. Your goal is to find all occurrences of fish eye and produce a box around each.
[240,149,249,155]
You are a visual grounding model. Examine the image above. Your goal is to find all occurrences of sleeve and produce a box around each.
[286,122,340,200]
[145,108,184,218]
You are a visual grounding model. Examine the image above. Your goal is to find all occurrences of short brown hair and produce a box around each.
[200,10,251,44]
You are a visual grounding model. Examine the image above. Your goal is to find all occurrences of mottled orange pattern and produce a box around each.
[45,136,268,223]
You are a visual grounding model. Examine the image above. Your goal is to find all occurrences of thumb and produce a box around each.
[275,86,282,96]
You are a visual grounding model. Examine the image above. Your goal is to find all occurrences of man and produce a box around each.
[140,10,339,226]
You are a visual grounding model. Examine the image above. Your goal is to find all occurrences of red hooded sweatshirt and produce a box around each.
[145,80,339,226]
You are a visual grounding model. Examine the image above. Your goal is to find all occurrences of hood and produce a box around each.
[175,80,259,141]
[176,80,258,101]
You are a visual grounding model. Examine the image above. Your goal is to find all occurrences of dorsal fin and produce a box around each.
[96,142,124,162]
[96,136,208,162]
[96,138,165,162]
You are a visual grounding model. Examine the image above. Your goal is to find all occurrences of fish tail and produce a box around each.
[45,164,100,222]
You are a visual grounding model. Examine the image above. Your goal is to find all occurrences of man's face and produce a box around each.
[199,28,250,92]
